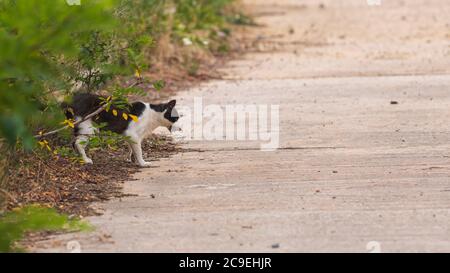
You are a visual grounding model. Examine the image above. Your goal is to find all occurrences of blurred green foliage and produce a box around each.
[174,0,231,31]
[0,0,117,148]
[0,205,91,252]
[0,0,239,149]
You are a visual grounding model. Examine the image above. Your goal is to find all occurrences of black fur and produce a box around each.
[99,102,146,134]
[150,100,179,123]
[64,93,146,135]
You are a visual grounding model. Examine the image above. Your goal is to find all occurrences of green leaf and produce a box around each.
[152,80,165,91]
[0,205,91,253]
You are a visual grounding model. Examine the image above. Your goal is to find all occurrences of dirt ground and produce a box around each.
[30,0,450,252]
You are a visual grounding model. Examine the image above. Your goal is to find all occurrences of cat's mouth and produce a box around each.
[168,124,182,133]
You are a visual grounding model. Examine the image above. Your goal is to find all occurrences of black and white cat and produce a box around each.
[64,93,179,167]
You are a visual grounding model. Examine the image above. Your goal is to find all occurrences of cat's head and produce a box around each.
[150,99,180,130]
[163,100,179,130]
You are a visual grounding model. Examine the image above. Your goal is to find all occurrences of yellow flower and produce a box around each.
[135,69,141,78]
[38,140,52,151]
[129,114,139,122]
[62,119,75,128]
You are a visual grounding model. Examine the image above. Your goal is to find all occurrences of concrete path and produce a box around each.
[34,0,450,252]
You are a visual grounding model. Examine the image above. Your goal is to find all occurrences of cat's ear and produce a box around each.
[167,100,177,109]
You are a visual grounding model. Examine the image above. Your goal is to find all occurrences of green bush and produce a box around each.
[0,205,91,252]
[0,0,239,149]
[0,0,117,148]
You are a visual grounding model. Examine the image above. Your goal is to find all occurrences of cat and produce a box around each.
[63,93,179,167]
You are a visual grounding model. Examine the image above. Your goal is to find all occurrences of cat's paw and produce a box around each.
[83,158,94,164]
[138,161,151,168]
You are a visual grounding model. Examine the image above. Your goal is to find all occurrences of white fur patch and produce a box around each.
[75,116,97,135]
[124,103,165,140]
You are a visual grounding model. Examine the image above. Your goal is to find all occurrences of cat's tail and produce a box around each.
[61,102,74,120]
